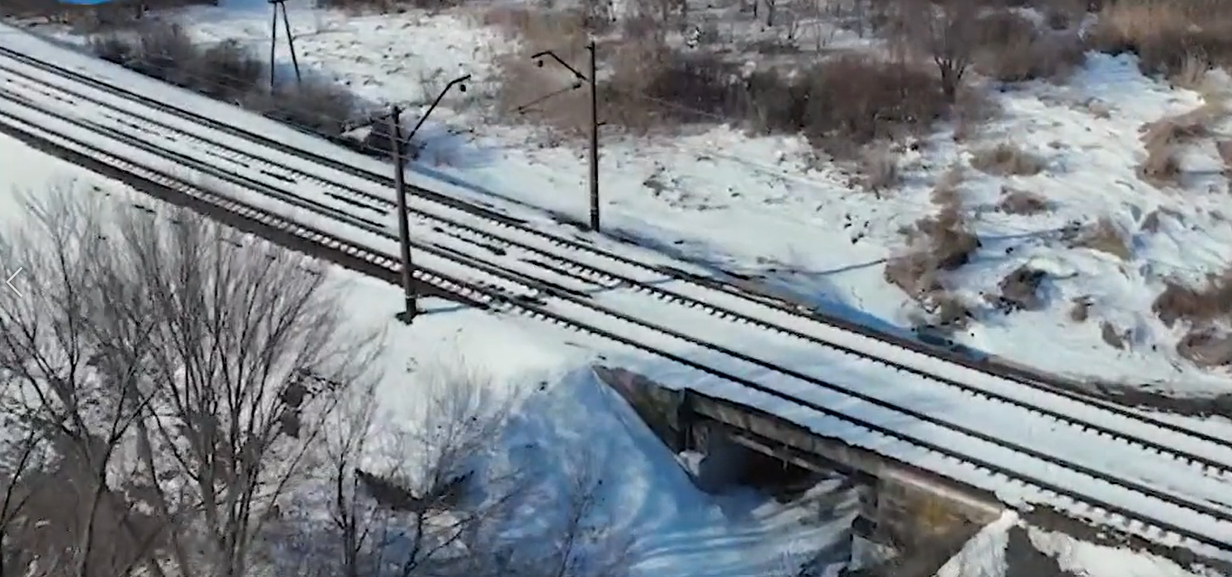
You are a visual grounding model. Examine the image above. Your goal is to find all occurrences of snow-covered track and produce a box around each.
[5,49,1232,563]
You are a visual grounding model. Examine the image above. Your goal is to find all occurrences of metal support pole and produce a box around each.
[525,47,601,232]
[586,40,600,232]
[279,1,301,85]
[389,105,417,324]
[268,1,278,91]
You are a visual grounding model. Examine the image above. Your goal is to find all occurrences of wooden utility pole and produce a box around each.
[389,105,417,324]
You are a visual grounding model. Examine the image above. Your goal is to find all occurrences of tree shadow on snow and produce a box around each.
[498,366,854,577]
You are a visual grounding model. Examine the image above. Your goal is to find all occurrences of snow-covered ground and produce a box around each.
[5,0,1232,573]
[36,0,1228,395]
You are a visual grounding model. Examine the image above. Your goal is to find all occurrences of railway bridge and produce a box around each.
[593,365,1004,576]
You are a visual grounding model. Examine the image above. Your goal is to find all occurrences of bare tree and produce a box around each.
[907,0,979,102]
[0,183,171,577]
[89,199,383,577]
[0,181,384,577]
[0,424,49,577]
[259,360,511,577]
[523,453,633,577]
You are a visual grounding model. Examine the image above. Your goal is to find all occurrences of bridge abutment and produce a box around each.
[593,365,1005,575]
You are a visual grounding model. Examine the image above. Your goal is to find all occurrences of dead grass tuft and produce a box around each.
[1069,296,1093,322]
[858,145,902,192]
[885,203,980,299]
[91,23,358,137]
[1155,270,1232,366]
[1065,218,1132,260]
[970,142,1046,176]
[492,10,949,156]
[973,10,1086,83]
[1086,0,1232,81]
[1101,321,1130,349]
[1153,272,1232,327]
[930,164,966,207]
[996,186,1049,214]
[992,265,1047,311]
[1137,104,1224,184]
[1216,140,1232,175]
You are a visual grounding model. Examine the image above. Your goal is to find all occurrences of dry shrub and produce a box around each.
[1153,272,1232,327]
[970,142,1046,176]
[996,186,1049,214]
[5,0,215,29]
[1153,271,1232,367]
[983,34,1086,82]
[483,5,591,52]
[973,9,1086,83]
[90,23,358,138]
[858,145,902,192]
[953,85,999,141]
[196,39,264,100]
[1086,0,1232,80]
[794,55,948,147]
[92,23,198,87]
[1176,326,1232,367]
[242,78,358,137]
[1101,321,1130,349]
[1136,104,1222,183]
[992,265,1047,311]
[1065,217,1131,260]
[498,25,949,155]
[492,6,628,134]
[885,206,980,299]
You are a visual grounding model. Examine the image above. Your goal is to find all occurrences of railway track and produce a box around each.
[3,46,1232,563]
[3,44,1224,448]
[4,51,1228,443]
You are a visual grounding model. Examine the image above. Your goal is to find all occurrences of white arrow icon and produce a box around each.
[5,268,21,296]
